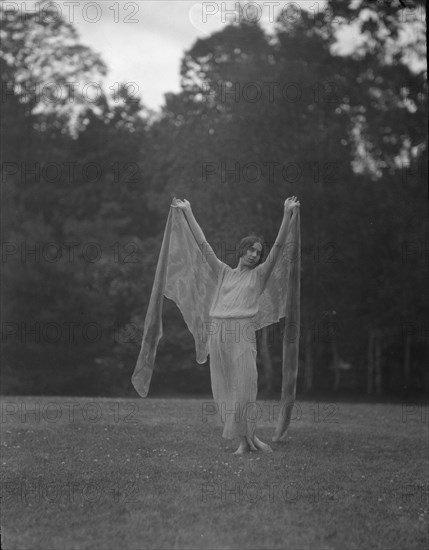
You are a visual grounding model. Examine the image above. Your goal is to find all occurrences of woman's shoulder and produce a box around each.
[216,262,232,280]
[254,263,266,276]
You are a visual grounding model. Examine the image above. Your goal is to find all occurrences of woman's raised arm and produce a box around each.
[171,198,224,278]
[258,196,300,289]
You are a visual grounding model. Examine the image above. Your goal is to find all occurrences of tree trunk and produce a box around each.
[374,330,382,397]
[403,332,411,388]
[304,328,313,392]
[367,329,374,395]
[331,336,340,392]
[258,326,273,394]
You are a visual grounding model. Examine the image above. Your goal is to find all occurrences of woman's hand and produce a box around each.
[171,198,192,213]
[284,196,300,212]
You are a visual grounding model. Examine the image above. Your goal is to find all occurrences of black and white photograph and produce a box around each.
[1,0,427,548]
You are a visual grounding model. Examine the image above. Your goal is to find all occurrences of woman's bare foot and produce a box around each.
[233,436,250,455]
[246,436,258,452]
[252,435,273,452]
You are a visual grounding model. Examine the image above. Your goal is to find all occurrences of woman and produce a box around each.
[172,196,300,454]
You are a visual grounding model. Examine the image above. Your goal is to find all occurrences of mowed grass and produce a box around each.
[1,396,427,550]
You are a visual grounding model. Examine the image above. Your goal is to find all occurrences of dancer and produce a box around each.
[172,197,300,454]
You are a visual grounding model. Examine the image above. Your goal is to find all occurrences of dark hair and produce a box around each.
[238,235,265,266]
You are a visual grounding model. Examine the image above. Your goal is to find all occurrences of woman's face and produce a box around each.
[241,242,262,268]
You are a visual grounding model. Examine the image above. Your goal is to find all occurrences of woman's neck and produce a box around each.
[237,259,251,272]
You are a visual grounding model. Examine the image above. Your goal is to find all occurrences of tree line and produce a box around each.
[1,0,427,398]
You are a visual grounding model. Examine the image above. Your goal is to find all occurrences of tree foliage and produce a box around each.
[1,0,427,397]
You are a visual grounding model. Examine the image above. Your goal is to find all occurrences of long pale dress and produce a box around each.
[208,263,266,439]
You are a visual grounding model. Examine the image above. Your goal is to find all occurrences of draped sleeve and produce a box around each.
[255,208,301,441]
[254,209,299,329]
[131,206,221,398]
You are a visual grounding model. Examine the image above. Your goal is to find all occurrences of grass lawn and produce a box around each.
[1,396,427,550]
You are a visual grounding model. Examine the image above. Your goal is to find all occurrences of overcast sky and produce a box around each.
[23,0,425,111]
[54,0,338,111]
